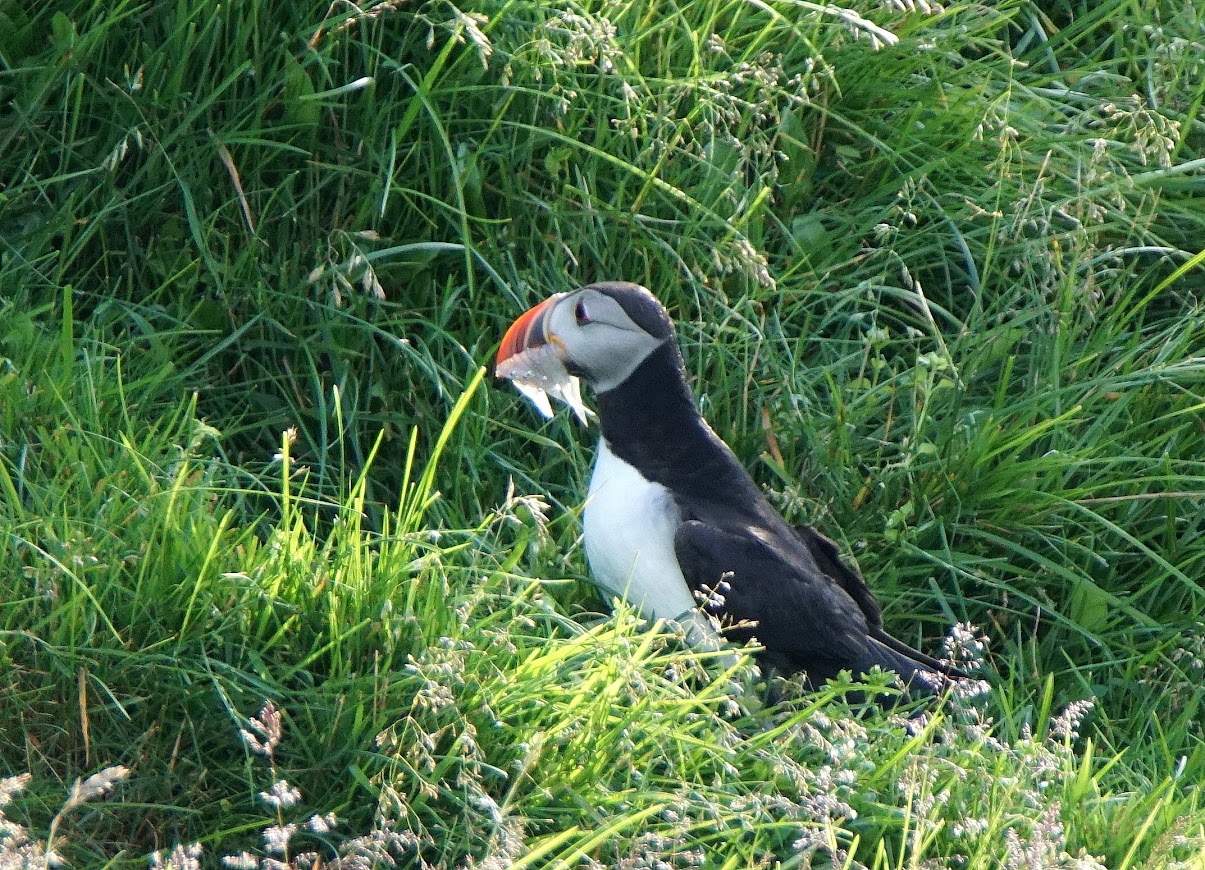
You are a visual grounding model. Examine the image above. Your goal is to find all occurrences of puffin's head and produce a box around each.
[496,283,676,415]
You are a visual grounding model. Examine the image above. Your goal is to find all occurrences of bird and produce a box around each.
[495,281,964,693]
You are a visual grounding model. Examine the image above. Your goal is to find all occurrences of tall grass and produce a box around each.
[2,0,1204,866]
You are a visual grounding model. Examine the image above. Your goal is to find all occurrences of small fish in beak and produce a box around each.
[495,295,593,424]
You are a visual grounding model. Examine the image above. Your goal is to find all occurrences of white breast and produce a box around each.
[582,439,698,621]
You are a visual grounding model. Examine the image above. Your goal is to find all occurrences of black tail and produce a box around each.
[862,630,967,698]
[871,628,968,679]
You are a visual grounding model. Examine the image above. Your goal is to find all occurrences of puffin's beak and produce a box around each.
[496,294,561,371]
[494,292,593,424]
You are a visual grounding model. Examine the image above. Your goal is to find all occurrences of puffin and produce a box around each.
[495,281,963,692]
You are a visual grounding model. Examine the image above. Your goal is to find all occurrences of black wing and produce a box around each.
[674,519,959,686]
[793,524,882,629]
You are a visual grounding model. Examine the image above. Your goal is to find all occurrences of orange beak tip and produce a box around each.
[496,296,557,369]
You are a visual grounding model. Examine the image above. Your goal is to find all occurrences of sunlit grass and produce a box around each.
[2,0,1204,866]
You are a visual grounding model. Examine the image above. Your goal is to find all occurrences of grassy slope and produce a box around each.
[2,0,1204,866]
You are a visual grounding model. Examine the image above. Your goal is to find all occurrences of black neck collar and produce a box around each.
[594,343,760,505]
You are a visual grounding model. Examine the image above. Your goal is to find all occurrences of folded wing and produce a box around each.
[674,519,960,690]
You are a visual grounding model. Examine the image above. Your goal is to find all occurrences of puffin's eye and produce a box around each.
[574,300,590,325]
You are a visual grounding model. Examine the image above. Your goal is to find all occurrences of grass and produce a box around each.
[1,0,1204,866]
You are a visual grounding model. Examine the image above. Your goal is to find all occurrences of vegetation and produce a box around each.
[2,0,1203,866]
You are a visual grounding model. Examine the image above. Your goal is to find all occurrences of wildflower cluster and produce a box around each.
[144,701,428,870]
[307,230,389,306]
[1125,12,1205,112]
[497,7,839,293]
[1139,622,1205,729]
[1096,94,1181,169]
[144,702,335,869]
[880,627,1111,870]
[0,767,130,869]
[498,7,624,114]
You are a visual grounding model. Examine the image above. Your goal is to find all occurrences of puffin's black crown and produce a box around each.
[581,281,676,343]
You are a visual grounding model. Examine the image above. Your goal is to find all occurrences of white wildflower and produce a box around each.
[240,701,283,759]
[263,824,298,855]
[63,765,130,810]
[0,773,32,809]
[259,779,302,810]
[221,852,259,869]
[1049,699,1094,742]
[307,812,339,833]
[941,621,989,670]
[150,843,203,870]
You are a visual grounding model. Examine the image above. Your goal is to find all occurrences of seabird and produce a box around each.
[496,281,963,692]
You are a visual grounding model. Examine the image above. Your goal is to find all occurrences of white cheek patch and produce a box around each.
[496,343,594,425]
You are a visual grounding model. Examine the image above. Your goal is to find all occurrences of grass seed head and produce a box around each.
[241,701,283,759]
